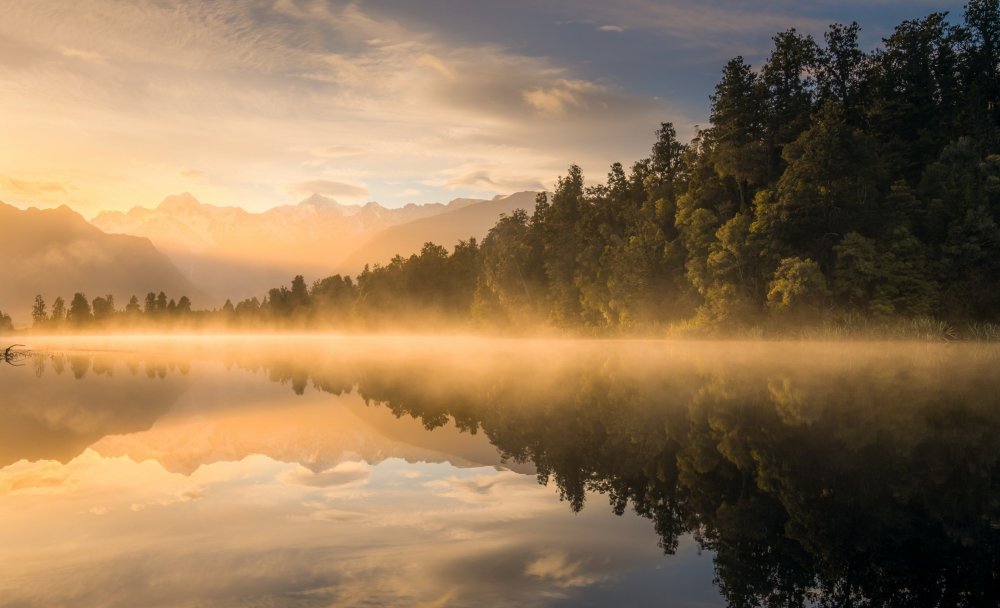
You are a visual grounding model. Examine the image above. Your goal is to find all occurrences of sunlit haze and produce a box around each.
[3,2,1000,603]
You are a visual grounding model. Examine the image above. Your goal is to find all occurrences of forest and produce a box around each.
[8,1,1000,337]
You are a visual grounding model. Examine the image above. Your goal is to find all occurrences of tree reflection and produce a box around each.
[9,342,999,605]
[245,344,1000,607]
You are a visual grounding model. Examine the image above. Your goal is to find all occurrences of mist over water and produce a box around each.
[2,336,998,607]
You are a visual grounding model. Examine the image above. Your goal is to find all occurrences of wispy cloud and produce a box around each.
[288,179,369,200]
[281,461,371,488]
[0,175,72,206]
[436,165,546,193]
[523,79,602,116]
[0,0,692,213]
[571,0,828,45]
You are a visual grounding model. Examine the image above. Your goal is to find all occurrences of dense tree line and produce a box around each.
[28,291,194,329]
[276,2,1000,334]
[16,2,1000,335]
[464,2,1000,332]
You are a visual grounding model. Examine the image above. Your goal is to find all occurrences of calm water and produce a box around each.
[1,336,998,607]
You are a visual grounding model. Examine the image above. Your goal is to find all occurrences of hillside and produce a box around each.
[90,193,483,301]
[0,202,200,325]
[343,191,540,270]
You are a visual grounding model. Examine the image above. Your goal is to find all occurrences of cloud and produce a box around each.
[0,0,689,212]
[597,25,625,33]
[58,46,105,63]
[307,145,366,160]
[525,552,597,589]
[438,166,546,193]
[177,486,205,502]
[288,180,369,200]
[0,463,71,494]
[572,0,828,46]
[0,176,70,199]
[281,461,371,488]
[426,470,530,505]
[415,53,455,80]
[522,78,604,116]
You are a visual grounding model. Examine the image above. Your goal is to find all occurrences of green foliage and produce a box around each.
[475,207,544,324]
[753,103,879,269]
[710,56,767,203]
[766,257,828,323]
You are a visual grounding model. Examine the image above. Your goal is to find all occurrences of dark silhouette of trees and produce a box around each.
[67,293,93,326]
[125,295,141,314]
[31,295,47,327]
[50,297,65,325]
[91,295,115,322]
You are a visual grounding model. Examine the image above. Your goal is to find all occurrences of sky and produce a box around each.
[0,0,967,214]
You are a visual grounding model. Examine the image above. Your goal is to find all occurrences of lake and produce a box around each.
[1,336,998,607]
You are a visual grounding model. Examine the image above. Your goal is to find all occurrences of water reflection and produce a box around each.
[3,337,999,606]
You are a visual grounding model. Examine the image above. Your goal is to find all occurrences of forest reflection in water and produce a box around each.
[2,336,999,607]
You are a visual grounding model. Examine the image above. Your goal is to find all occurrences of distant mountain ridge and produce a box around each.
[0,201,200,324]
[343,191,540,269]
[90,191,540,303]
[91,192,464,258]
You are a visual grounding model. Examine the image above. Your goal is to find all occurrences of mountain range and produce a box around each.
[343,190,538,268]
[1,354,531,475]
[0,191,539,323]
[0,202,200,324]
[90,191,539,303]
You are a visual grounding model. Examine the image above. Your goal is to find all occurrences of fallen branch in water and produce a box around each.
[2,344,29,366]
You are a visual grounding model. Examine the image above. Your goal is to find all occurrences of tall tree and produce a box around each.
[761,29,819,179]
[753,103,880,271]
[963,0,1000,150]
[50,297,66,324]
[709,56,767,208]
[873,12,962,181]
[815,22,868,120]
[125,295,141,314]
[67,293,93,326]
[31,295,47,327]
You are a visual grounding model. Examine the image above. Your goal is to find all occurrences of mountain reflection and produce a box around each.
[2,351,188,466]
[231,340,1000,607]
[9,338,1000,606]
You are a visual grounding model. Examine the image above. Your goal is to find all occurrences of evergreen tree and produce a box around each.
[50,297,66,324]
[709,56,767,208]
[91,296,114,322]
[125,295,141,314]
[31,295,47,327]
[67,293,93,325]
